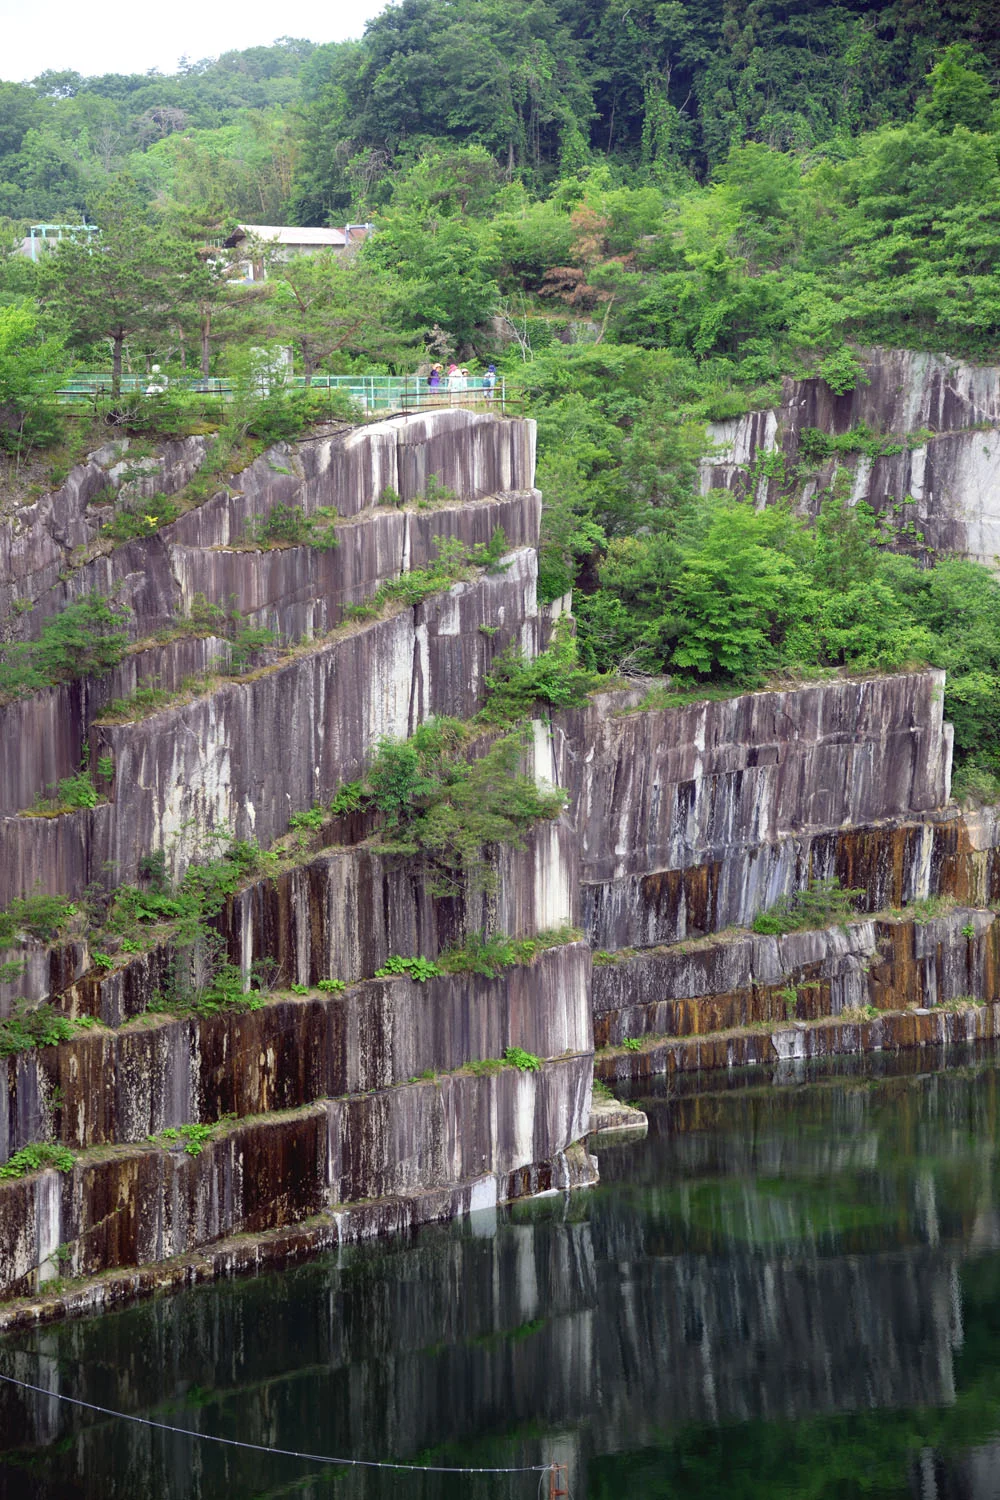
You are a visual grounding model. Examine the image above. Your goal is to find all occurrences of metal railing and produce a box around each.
[54,372,507,416]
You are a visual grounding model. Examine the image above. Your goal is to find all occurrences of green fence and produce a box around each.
[54,372,507,415]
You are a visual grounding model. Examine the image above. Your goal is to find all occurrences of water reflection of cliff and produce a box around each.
[4,1057,1000,1500]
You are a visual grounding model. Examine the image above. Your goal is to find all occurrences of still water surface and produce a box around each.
[5,1048,1000,1498]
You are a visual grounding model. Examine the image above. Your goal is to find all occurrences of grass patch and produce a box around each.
[240,504,339,551]
[146,1116,235,1157]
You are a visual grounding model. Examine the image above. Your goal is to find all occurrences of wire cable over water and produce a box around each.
[0,1371,552,1476]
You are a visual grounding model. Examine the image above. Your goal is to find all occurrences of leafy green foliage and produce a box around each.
[0,594,130,699]
[243,503,339,550]
[478,621,605,724]
[0,302,65,455]
[0,1142,75,1179]
[503,1046,541,1072]
[0,1002,87,1057]
[101,497,181,541]
[347,529,511,622]
[752,880,866,936]
[0,893,77,946]
[147,1117,234,1156]
[26,769,101,817]
[438,927,580,977]
[374,955,443,982]
[354,717,567,895]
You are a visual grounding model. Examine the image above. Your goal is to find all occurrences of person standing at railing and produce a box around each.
[447,363,463,394]
[482,363,497,404]
[428,364,443,391]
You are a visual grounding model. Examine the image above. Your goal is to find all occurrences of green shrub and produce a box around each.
[244,503,339,550]
[0,1002,97,1058]
[289,806,325,834]
[317,978,347,993]
[102,497,180,541]
[816,346,870,397]
[27,768,100,816]
[0,893,77,945]
[467,1056,505,1076]
[622,1036,642,1052]
[226,625,278,674]
[503,1045,542,1071]
[100,684,175,722]
[346,528,510,621]
[439,927,579,977]
[477,621,604,725]
[0,1142,76,1179]
[147,1118,233,1157]
[329,781,365,815]
[0,593,130,698]
[751,878,865,935]
[357,718,568,894]
[375,954,443,982]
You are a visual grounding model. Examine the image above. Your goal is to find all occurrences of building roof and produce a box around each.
[228,224,347,247]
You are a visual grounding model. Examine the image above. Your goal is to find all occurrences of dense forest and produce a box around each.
[2,0,1000,791]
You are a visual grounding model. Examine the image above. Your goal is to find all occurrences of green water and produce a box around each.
[5,1046,1000,1498]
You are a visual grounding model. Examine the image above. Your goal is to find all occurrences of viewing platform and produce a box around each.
[54,372,509,416]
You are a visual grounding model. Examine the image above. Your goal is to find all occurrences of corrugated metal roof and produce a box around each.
[235,224,347,246]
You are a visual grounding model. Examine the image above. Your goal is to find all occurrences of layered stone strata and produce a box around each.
[0,546,542,903]
[700,350,1000,569]
[0,1053,593,1300]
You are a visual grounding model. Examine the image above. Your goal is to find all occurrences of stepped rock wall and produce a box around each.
[553,671,952,946]
[5,410,535,632]
[0,547,541,903]
[0,943,591,1156]
[700,350,1000,569]
[593,908,996,1046]
[0,1054,591,1298]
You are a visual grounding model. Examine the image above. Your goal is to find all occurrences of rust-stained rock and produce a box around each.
[557,672,951,891]
[592,908,997,1047]
[0,1053,591,1298]
[0,943,591,1154]
[595,1002,1000,1086]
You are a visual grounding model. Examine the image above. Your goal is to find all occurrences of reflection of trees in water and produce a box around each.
[6,1059,1000,1498]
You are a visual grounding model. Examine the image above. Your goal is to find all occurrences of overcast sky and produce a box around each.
[0,0,388,82]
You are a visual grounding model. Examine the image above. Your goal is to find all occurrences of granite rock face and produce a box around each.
[4,410,535,634]
[0,1055,591,1297]
[700,349,1000,569]
[5,382,1000,1310]
[0,546,542,902]
[553,671,952,946]
[593,908,996,1046]
[0,943,591,1156]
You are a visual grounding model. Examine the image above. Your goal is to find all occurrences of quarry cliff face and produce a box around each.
[0,367,998,1317]
[700,349,1000,569]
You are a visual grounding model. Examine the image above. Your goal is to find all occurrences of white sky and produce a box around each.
[0,0,389,83]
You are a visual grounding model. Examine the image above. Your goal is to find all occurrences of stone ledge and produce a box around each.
[0,1139,596,1333]
[594,1001,1000,1084]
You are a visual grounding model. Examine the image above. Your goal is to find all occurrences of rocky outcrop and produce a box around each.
[0,1054,593,1299]
[0,943,591,1155]
[554,671,952,947]
[3,410,535,631]
[593,907,996,1046]
[700,350,1000,570]
[0,546,542,902]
